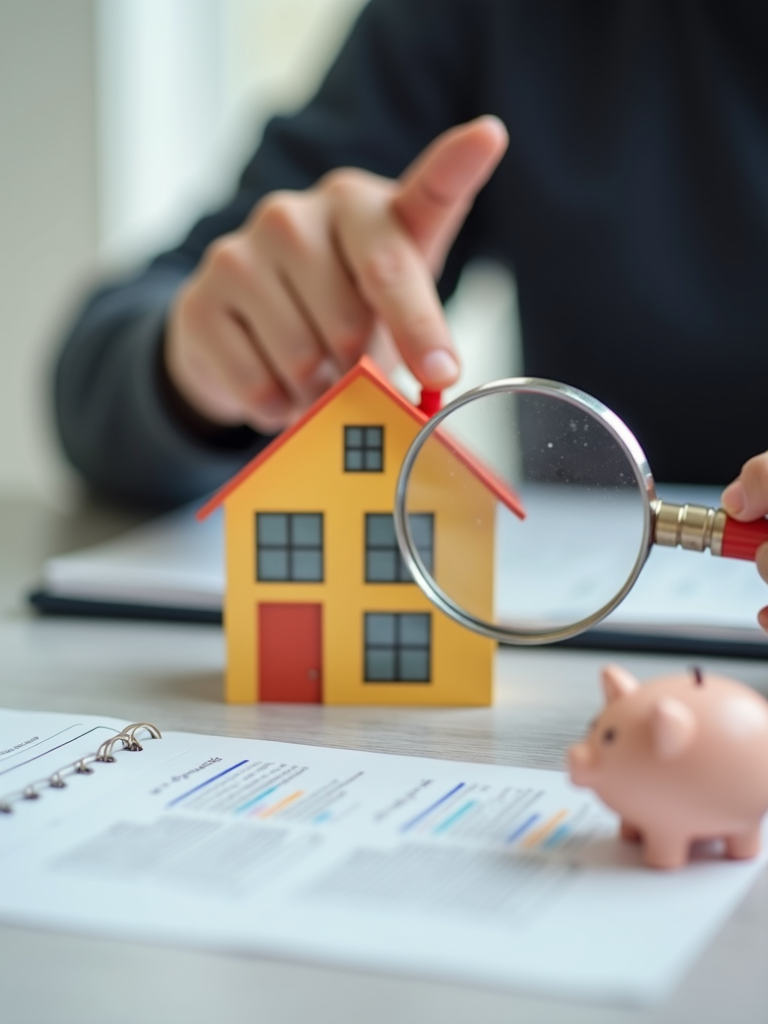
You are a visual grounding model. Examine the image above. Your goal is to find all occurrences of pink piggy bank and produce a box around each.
[568,664,768,869]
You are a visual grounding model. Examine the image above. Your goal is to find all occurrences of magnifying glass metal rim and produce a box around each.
[394,377,658,645]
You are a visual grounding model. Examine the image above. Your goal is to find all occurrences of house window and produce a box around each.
[364,613,431,682]
[344,426,384,472]
[256,513,323,581]
[365,514,434,583]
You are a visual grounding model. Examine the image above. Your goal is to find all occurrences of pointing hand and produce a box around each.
[165,116,509,433]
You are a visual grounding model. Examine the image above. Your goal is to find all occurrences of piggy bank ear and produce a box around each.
[650,698,697,759]
[601,664,640,703]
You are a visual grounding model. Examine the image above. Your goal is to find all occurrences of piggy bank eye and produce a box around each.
[601,727,617,744]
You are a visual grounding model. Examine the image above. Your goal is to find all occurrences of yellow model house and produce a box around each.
[197,356,519,706]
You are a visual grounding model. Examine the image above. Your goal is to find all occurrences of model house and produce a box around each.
[197,356,519,705]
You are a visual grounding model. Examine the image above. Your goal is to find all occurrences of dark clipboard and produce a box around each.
[28,588,222,625]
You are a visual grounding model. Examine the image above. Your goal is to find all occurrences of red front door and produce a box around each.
[258,603,322,703]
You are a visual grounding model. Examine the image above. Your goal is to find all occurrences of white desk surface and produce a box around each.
[1,497,767,1024]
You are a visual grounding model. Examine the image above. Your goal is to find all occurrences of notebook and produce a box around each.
[28,487,768,655]
[30,505,224,624]
[0,706,764,1006]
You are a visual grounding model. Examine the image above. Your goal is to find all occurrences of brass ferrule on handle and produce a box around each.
[651,500,727,557]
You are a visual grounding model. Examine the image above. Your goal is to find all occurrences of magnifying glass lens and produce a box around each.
[401,388,649,642]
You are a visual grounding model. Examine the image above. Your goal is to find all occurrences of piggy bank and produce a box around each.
[568,665,768,869]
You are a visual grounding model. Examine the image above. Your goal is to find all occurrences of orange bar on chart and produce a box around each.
[256,790,304,819]
[522,810,568,849]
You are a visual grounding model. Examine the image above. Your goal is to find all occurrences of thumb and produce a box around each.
[393,115,509,271]
[722,451,768,521]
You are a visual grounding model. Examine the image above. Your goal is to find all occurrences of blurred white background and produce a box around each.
[0,0,518,509]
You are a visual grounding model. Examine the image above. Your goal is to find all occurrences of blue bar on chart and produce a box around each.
[401,783,466,833]
[233,784,280,815]
[167,760,249,808]
[506,813,540,844]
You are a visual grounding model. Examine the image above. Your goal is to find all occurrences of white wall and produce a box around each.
[95,0,227,269]
[96,0,366,269]
[0,0,368,508]
[0,0,99,504]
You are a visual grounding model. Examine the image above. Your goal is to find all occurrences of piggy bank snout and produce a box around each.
[568,743,597,786]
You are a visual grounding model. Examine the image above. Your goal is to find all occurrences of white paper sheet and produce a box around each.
[0,708,763,1006]
[42,505,223,610]
[494,484,768,646]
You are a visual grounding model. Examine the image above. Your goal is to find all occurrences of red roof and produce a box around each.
[196,356,525,521]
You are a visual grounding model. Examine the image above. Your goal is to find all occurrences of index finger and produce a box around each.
[394,116,509,267]
[336,204,459,388]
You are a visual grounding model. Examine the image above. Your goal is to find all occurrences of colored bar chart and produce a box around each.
[399,784,572,850]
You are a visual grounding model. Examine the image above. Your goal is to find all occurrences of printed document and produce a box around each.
[0,708,763,1005]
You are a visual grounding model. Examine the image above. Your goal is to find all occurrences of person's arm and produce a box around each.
[722,454,768,631]
[55,0,496,509]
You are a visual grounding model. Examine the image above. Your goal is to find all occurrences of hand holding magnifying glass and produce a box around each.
[394,379,768,645]
[722,451,768,632]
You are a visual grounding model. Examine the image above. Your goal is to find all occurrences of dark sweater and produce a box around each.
[55,0,768,508]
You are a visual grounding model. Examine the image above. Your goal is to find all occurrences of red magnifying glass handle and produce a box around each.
[721,516,768,561]
[652,501,768,561]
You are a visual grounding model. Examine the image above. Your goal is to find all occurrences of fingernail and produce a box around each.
[721,480,744,515]
[478,114,509,140]
[309,357,340,392]
[421,350,459,386]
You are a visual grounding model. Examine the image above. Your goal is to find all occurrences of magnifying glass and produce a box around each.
[394,379,768,645]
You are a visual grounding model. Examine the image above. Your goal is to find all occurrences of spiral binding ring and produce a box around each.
[120,722,162,751]
[96,736,125,762]
[0,721,162,815]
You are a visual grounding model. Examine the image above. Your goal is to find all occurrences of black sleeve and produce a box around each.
[54,0,487,510]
